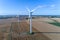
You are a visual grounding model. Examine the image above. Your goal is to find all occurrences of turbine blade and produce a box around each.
[26,7,30,12]
[31,5,43,12]
[31,7,38,12]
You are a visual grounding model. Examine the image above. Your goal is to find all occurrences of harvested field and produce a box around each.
[9,21,51,40]
[27,18,60,40]
[0,25,11,40]
[1,18,60,40]
[0,18,51,40]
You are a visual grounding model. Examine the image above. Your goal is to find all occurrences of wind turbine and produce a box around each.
[17,12,20,34]
[26,5,43,34]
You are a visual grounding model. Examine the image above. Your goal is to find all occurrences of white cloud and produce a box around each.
[38,5,43,8]
[50,4,55,8]
[49,4,56,9]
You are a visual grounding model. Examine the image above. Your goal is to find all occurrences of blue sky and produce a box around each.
[0,0,60,15]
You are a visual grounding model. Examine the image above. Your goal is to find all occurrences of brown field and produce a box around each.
[0,18,51,40]
[0,18,60,40]
[29,18,60,40]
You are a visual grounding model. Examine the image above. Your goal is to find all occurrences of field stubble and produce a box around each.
[0,19,51,40]
[9,21,51,40]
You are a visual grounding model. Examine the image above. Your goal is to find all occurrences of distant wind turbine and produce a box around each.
[17,12,20,33]
[26,5,43,34]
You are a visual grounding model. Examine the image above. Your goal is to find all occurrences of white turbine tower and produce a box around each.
[17,12,20,31]
[26,5,43,34]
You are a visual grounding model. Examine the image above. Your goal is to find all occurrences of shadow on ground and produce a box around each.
[31,32,52,40]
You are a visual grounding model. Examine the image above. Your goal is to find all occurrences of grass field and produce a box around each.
[47,19,60,27]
